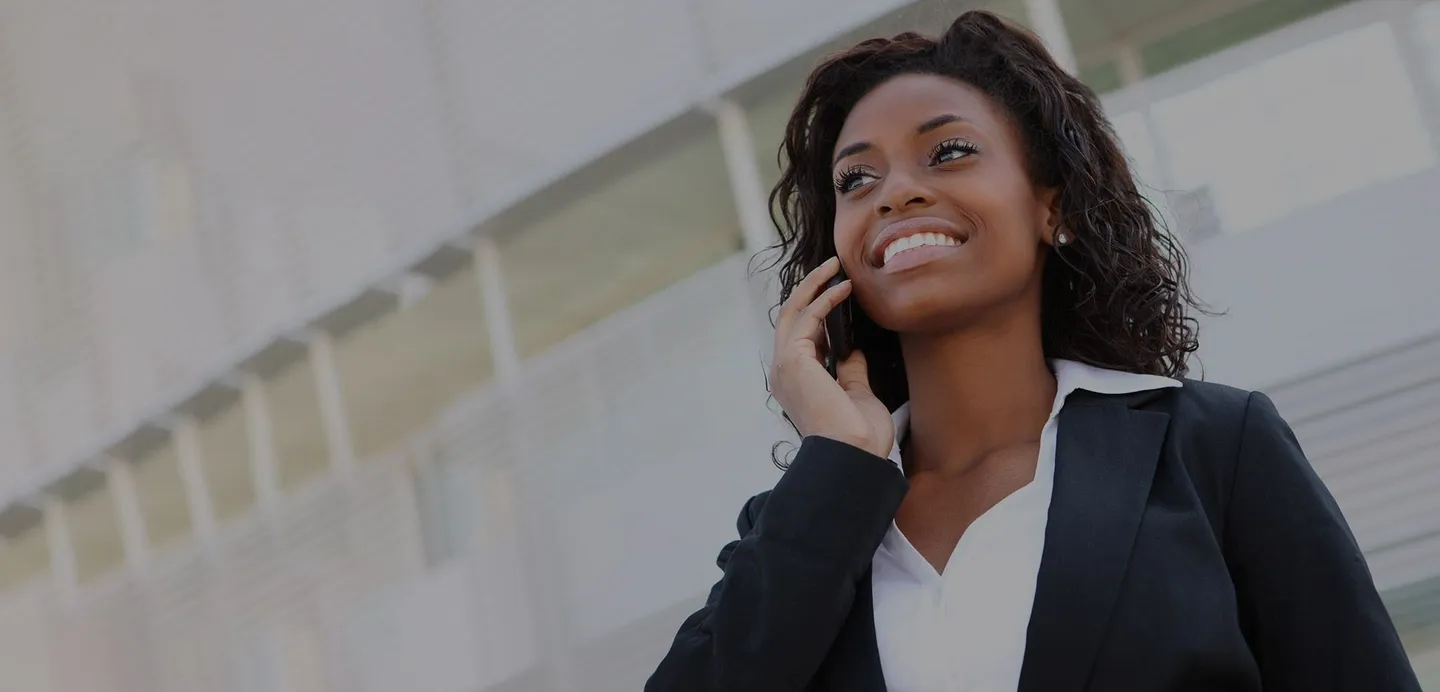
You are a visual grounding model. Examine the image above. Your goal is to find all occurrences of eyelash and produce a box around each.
[832,138,981,193]
[931,138,980,163]
[833,165,874,193]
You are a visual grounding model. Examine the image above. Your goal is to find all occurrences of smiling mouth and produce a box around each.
[881,232,964,266]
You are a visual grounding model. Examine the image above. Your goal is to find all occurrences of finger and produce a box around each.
[776,257,840,338]
[836,349,874,393]
[792,278,852,347]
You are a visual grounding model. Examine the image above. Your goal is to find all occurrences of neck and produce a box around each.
[899,311,1056,477]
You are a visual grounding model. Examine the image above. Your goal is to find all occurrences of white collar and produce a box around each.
[886,359,1181,465]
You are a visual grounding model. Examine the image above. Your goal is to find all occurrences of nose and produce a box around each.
[874,172,936,216]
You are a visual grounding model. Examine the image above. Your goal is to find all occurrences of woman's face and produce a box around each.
[831,73,1057,336]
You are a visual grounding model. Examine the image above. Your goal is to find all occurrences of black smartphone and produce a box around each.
[823,271,853,379]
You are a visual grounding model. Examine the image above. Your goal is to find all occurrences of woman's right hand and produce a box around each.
[770,257,896,460]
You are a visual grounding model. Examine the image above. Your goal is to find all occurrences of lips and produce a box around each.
[870,216,969,268]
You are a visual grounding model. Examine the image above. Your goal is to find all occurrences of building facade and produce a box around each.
[0,0,1439,689]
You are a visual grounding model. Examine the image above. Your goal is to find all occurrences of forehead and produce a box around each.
[835,73,1008,150]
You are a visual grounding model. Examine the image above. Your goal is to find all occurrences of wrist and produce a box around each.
[807,433,889,460]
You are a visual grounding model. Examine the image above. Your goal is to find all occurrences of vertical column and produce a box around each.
[240,373,281,509]
[711,97,785,355]
[1114,43,1146,87]
[473,232,576,690]
[1114,41,1177,196]
[474,235,522,390]
[106,458,150,570]
[1023,0,1078,74]
[308,330,356,472]
[42,497,77,603]
[173,416,217,542]
[711,97,775,256]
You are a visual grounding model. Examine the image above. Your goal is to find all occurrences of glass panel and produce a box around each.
[747,82,803,195]
[133,441,193,550]
[71,483,124,582]
[1059,0,1192,75]
[0,522,50,591]
[504,122,741,358]
[199,398,255,521]
[1062,0,1343,83]
[1080,60,1123,94]
[335,264,494,460]
[266,359,330,489]
[1149,22,1434,234]
[1139,0,1347,76]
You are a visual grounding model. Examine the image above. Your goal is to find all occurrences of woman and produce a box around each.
[647,10,1419,692]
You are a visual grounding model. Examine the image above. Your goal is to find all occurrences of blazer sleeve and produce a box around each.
[1225,391,1421,691]
[645,435,908,692]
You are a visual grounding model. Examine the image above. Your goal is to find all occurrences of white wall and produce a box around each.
[1190,167,1440,390]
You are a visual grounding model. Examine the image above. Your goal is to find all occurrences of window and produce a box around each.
[266,359,331,489]
[1079,61,1123,94]
[745,81,803,196]
[502,121,741,358]
[198,398,256,522]
[1061,0,1346,86]
[334,265,494,461]
[70,481,125,582]
[1149,22,1434,233]
[1139,0,1347,76]
[0,519,50,592]
[132,440,194,551]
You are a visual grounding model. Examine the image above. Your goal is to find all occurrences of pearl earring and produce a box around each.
[1056,231,1071,246]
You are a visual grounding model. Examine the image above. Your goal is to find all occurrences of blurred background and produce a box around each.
[0,0,1438,689]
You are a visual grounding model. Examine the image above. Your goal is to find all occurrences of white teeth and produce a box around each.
[882,232,961,265]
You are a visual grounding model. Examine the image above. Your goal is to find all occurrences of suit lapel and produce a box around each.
[1017,396,1171,692]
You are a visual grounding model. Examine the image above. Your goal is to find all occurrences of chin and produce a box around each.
[856,271,1029,336]
[861,289,981,335]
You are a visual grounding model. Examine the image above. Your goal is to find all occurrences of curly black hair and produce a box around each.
[766,10,1202,414]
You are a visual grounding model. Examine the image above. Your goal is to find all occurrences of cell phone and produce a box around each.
[823,271,853,379]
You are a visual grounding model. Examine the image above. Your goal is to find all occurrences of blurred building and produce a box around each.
[0,0,1438,689]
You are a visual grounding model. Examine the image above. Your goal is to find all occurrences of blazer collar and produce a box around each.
[1017,387,1175,692]
[885,359,1179,465]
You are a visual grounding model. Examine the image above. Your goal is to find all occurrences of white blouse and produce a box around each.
[872,360,1181,692]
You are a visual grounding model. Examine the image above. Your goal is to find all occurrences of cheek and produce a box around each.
[832,206,868,265]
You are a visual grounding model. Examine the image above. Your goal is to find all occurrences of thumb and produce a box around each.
[835,349,874,394]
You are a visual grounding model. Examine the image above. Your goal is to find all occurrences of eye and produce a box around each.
[834,165,878,194]
[930,138,980,164]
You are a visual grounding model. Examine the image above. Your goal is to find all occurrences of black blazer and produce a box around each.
[646,381,1422,691]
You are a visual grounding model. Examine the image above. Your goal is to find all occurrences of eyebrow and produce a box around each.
[832,113,967,166]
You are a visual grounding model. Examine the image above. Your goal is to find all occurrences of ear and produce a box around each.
[1036,186,1062,246]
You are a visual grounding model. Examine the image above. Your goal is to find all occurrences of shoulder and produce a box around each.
[1155,378,1284,444]
[1168,377,1253,419]
[1157,376,1296,437]
[1147,378,1306,512]
[735,490,772,536]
